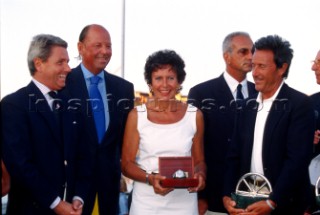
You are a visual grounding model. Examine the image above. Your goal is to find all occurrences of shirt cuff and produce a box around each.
[72,196,84,205]
[50,197,61,209]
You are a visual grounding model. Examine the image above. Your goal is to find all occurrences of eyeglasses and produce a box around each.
[312,60,320,67]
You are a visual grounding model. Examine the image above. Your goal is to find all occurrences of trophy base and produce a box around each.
[161,178,199,188]
[231,193,268,209]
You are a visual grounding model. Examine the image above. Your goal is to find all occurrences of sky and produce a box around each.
[1,0,320,99]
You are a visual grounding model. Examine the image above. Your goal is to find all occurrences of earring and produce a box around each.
[148,85,153,93]
[176,86,182,93]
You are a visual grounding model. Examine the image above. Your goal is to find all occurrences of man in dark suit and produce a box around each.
[306,49,320,215]
[223,35,314,215]
[188,31,256,215]
[310,50,320,157]
[1,34,90,215]
[64,24,134,215]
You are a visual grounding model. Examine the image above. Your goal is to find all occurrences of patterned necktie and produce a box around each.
[236,84,244,100]
[89,76,106,144]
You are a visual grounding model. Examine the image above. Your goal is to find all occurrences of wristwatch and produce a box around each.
[172,169,187,179]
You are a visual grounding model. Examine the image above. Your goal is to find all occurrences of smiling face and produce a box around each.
[149,65,180,101]
[312,50,320,85]
[33,46,71,90]
[78,25,112,75]
[252,49,286,100]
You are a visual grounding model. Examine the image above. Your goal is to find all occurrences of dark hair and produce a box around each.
[27,34,68,76]
[252,35,293,78]
[144,50,186,85]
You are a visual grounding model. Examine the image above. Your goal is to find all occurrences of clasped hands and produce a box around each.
[53,199,83,215]
[223,196,274,215]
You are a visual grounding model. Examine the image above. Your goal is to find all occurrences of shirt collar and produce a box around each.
[81,63,104,81]
[223,71,248,94]
[32,78,51,96]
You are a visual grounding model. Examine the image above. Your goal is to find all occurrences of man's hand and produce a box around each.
[222,196,245,215]
[72,199,83,213]
[53,200,82,215]
[241,200,274,215]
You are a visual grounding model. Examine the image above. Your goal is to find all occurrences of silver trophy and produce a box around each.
[231,172,272,209]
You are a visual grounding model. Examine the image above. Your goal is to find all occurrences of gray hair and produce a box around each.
[27,34,68,76]
[222,31,251,53]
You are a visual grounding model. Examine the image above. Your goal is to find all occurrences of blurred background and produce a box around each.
[1,0,320,100]
[1,0,320,212]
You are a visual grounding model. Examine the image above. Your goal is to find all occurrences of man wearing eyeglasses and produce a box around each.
[306,50,320,215]
[310,50,320,160]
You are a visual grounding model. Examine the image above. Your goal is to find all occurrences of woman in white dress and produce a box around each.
[121,50,206,215]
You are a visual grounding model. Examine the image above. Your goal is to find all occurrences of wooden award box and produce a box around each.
[159,156,199,188]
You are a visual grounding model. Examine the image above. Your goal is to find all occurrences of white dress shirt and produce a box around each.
[223,71,249,99]
[250,81,284,175]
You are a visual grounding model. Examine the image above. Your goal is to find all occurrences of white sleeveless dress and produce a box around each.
[129,104,199,215]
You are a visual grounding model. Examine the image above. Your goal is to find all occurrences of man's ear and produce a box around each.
[223,52,230,64]
[279,63,288,77]
[34,58,42,71]
[78,42,84,55]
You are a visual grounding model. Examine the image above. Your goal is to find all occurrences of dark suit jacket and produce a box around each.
[224,83,314,214]
[64,65,134,215]
[310,92,320,156]
[307,92,320,213]
[1,81,90,215]
[187,74,257,212]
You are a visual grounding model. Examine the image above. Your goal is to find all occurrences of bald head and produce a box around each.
[77,24,112,74]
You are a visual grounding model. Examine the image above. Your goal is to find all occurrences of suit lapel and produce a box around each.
[68,66,101,144]
[68,66,91,104]
[248,82,257,96]
[262,84,289,161]
[245,100,259,160]
[217,74,235,102]
[27,82,62,143]
[60,101,75,157]
[217,75,238,121]
[104,72,117,140]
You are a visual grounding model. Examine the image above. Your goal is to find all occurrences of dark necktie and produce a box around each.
[48,91,66,197]
[89,76,106,144]
[236,84,244,100]
[48,91,62,125]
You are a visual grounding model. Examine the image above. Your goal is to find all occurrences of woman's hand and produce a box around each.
[188,171,206,192]
[149,174,174,196]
